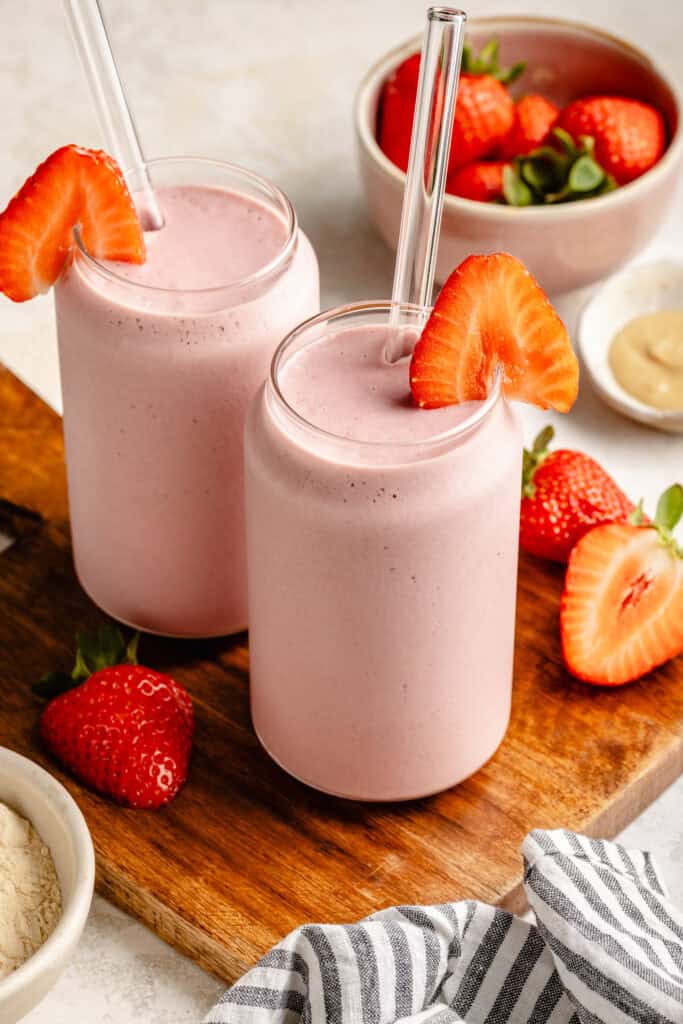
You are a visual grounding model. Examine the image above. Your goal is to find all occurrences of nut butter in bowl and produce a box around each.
[609,310,683,412]
[579,260,683,432]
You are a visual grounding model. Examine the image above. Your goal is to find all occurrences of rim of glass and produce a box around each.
[72,155,298,297]
[269,300,504,451]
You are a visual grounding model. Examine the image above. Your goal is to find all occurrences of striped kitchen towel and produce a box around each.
[204,829,683,1023]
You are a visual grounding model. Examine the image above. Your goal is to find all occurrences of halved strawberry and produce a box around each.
[561,485,683,686]
[0,145,145,302]
[409,253,578,411]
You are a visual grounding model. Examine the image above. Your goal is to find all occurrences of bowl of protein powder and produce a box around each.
[0,747,95,1023]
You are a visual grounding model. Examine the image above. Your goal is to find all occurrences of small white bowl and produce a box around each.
[0,748,95,1023]
[578,260,683,433]
[355,16,683,296]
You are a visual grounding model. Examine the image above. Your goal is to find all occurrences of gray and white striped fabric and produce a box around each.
[204,829,683,1023]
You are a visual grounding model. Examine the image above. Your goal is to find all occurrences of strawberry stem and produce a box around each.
[33,625,140,698]
[522,425,554,498]
[632,484,683,559]
[503,128,616,207]
[33,672,79,700]
[126,631,140,665]
[629,500,646,526]
[655,484,683,533]
[461,38,526,85]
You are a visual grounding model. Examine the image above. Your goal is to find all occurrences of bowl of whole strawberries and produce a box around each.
[355,16,682,295]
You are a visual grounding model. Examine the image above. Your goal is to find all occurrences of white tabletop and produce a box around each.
[1,0,682,1020]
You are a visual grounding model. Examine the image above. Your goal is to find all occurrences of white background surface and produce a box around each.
[0,0,682,1020]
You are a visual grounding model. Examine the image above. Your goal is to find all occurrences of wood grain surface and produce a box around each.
[1,365,682,983]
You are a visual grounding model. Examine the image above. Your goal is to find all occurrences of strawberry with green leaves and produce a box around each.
[520,426,636,562]
[377,38,525,174]
[561,484,683,685]
[36,627,193,809]
[449,39,525,170]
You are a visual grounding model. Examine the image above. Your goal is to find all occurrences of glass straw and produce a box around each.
[387,6,466,361]
[63,0,164,230]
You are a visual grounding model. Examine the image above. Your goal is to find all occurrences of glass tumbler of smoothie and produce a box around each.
[55,157,319,637]
[245,301,523,801]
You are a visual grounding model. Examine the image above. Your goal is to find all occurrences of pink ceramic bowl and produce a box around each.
[355,16,682,296]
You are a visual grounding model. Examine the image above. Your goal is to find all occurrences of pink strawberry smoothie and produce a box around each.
[56,172,319,637]
[245,311,523,801]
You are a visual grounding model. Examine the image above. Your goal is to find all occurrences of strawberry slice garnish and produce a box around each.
[36,626,193,809]
[409,253,578,411]
[520,426,636,562]
[561,485,683,686]
[0,145,145,302]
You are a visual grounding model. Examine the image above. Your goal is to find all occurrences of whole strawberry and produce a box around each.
[450,47,517,171]
[446,160,508,202]
[520,426,636,562]
[498,94,559,159]
[376,53,421,174]
[561,484,683,685]
[36,627,193,809]
[377,38,525,174]
[556,96,666,185]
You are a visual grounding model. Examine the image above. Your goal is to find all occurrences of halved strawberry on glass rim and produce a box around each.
[0,144,145,302]
[409,253,579,412]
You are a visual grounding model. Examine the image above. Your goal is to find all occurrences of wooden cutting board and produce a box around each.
[1,365,682,983]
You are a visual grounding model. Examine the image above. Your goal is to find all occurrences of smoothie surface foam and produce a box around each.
[280,324,476,444]
[106,185,290,290]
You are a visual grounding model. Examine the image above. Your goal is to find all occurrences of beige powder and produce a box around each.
[0,801,62,979]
